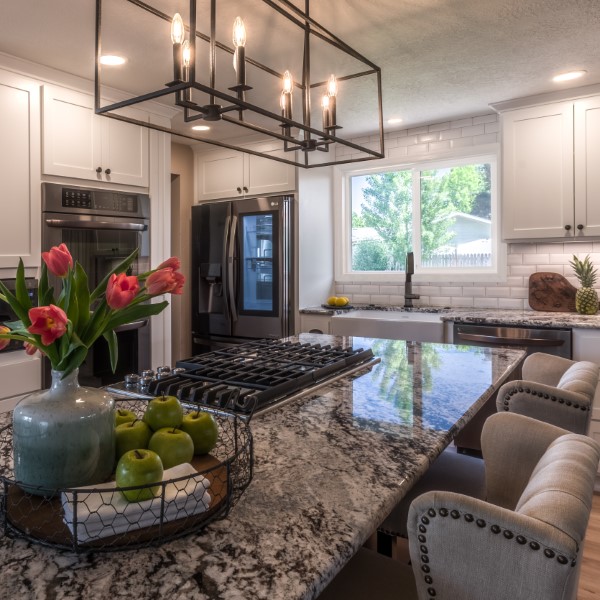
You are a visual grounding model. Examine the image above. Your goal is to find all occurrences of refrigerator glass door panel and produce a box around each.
[239,212,279,315]
[191,202,232,338]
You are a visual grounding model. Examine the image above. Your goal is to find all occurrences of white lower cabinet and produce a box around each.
[572,328,600,476]
[42,85,149,187]
[299,314,331,334]
[0,352,41,410]
[0,69,41,268]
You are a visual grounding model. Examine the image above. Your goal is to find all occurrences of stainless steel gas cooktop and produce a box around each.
[106,339,377,420]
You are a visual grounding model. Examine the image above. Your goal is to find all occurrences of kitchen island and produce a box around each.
[0,334,526,599]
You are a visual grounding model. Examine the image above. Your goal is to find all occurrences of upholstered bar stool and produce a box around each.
[496,352,599,434]
[319,412,600,600]
[378,352,599,547]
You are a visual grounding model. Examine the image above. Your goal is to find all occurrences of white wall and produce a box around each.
[298,167,335,308]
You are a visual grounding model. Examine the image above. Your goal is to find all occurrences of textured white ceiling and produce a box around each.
[1,0,599,140]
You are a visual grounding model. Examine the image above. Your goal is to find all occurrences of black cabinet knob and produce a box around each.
[236,187,242,193]
[564,224,572,231]
[96,167,102,173]
[577,224,584,230]
[243,186,248,193]
[105,168,111,175]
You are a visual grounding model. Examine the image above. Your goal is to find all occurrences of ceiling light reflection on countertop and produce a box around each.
[553,70,586,83]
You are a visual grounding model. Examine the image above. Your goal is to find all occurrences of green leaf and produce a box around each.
[14,259,33,313]
[103,329,119,373]
[90,247,139,302]
[103,301,169,331]
[0,279,29,324]
[73,264,90,331]
[39,263,55,306]
[57,345,89,378]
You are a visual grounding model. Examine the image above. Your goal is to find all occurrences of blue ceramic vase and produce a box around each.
[12,369,115,496]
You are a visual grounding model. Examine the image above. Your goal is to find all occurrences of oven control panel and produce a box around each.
[62,188,138,213]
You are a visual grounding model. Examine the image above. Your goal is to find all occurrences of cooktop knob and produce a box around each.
[141,369,155,379]
[124,373,140,387]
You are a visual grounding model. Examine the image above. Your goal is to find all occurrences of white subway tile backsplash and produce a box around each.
[484,121,500,134]
[463,287,486,297]
[537,243,564,253]
[418,132,440,143]
[506,253,523,265]
[370,294,390,305]
[439,128,463,141]
[471,133,498,145]
[510,265,537,276]
[429,122,450,132]
[407,126,429,135]
[565,242,595,254]
[352,294,371,304]
[388,146,409,159]
[523,253,549,265]
[407,143,429,155]
[510,243,535,254]
[473,114,498,125]
[498,298,526,310]
[397,135,419,147]
[385,129,407,139]
[429,296,452,307]
[343,284,361,293]
[389,295,405,305]
[361,285,380,294]
[510,287,529,299]
[429,140,452,152]
[451,118,473,128]
[489,287,511,297]
[380,286,400,295]
[451,296,474,307]
[440,286,463,296]
[473,297,499,309]
[545,265,565,274]
[450,137,474,149]
[506,276,524,287]
[461,124,485,137]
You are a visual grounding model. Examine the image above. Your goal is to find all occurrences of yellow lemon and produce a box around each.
[327,296,338,306]
[335,297,348,306]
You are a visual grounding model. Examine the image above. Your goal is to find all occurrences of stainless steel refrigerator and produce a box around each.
[191,196,295,353]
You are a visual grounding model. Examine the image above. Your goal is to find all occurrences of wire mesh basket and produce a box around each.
[0,398,253,552]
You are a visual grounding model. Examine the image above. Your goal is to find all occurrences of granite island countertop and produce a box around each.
[301,305,600,329]
[0,334,526,600]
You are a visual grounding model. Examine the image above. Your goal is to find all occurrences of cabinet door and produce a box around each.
[42,85,101,181]
[101,108,149,187]
[0,71,40,268]
[300,314,331,334]
[574,96,600,237]
[502,102,574,240]
[246,149,296,196]
[196,151,245,201]
[43,85,149,186]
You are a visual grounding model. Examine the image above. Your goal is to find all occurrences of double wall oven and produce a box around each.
[41,183,151,387]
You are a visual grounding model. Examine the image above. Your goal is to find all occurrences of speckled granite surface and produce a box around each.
[0,334,525,600]
[301,305,600,328]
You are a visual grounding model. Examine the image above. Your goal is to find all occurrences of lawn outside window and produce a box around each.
[333,146,506,283]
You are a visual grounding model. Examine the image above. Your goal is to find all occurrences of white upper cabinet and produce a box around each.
[0,70,41,268]
[501,96,600,240]
[195,144,296,201]
[42,85,149,187]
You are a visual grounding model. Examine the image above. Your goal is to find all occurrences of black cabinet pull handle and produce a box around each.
[96,167,102,173]
[577,224,584,230]
[105,168,111,175]
[564,224,572,231]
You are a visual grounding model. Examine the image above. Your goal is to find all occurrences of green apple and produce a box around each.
[143,395,184,431]
[115,408,137,426]
[115,449,164,502]
[115,419,153,462]
[181,410,219,455]
[148,427,194,470]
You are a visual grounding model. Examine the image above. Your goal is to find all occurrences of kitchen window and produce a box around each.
[334,150,505,282]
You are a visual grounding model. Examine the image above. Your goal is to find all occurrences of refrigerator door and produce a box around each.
[191,202,232,339]
[231,196,293,339]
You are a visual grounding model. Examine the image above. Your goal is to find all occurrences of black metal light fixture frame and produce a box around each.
[95,0,385,168]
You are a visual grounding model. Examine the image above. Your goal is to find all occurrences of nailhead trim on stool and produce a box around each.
[502,389,589,413]
[414,506,576,600]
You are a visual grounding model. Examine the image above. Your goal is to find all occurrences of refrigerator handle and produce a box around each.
[227,214,238,322]
[222,214,232,323]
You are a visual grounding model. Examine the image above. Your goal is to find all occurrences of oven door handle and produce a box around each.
[455,332,565,347]
[113,319,149,333]
[45,219,147,231]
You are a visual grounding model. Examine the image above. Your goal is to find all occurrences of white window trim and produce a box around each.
[333,143,507,284]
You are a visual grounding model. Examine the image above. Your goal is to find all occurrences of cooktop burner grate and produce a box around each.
[106,339,375,419]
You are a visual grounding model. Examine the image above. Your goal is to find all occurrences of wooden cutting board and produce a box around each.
[528,272,577,312]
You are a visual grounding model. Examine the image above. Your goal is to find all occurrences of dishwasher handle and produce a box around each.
[455,332,564,347]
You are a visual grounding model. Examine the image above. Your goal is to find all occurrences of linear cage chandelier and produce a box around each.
[95,0,385,168]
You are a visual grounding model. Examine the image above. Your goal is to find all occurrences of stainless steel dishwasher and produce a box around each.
[451,322,572,454]
[452,323,572,359]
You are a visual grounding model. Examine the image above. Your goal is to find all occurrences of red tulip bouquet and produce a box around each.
[0,244,184,377]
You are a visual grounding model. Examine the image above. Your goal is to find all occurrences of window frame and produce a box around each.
[333,144,506,283]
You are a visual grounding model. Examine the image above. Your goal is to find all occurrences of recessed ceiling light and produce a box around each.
[100,55,126,66]
[192,125,210,131]
[553,70,586,83]
[388,118,403,124]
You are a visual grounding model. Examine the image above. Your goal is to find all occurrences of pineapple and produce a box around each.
[570,254,599,314]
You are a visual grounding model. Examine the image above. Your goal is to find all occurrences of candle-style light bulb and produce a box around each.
[321,94,331,130]
[326,74,338,127]
[232,17,247,87]
[171,13,185,45]
[171,13,185,82]
[280,70,293,121]
[233,17,246,48]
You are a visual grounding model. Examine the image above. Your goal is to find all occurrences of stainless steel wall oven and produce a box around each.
[41,183,151,387]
